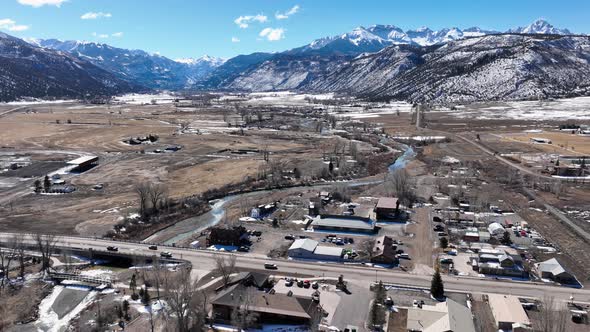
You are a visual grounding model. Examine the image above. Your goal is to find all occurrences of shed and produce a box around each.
[288,239,318,259]
[488,223,505,236]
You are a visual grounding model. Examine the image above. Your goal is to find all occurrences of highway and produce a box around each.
[1,233,589,304]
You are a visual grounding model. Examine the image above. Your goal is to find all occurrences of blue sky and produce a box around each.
[2,0,590,59]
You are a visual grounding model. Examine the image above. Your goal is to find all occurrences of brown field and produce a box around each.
[500,131,590,155]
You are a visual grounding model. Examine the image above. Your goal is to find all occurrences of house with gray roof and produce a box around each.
[538,258,577,284]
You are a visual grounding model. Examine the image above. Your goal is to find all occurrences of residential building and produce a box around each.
[406,298,476,332]
[487,294,531,330]
[371,235,397,265]
[374,197,399,220]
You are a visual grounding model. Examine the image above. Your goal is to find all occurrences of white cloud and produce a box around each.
[17,0,67,7]
[276,5,299,20]
[81,12,112,20]
[111,32,123,38]
[9,24,30,31]
[259,27,285,41]
[92,32,109,39]
[231,36,240,43]
[0,18,30,32]
[234,14,267,29]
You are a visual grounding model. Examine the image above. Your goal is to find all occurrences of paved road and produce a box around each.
[2,233,589,304]
[454,133,559,181]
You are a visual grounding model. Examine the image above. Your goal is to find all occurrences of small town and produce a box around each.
[1,1,590,332]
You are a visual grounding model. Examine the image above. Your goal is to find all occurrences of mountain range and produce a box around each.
[0,19,588,103]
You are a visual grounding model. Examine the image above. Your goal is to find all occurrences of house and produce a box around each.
[371,236,397,265]
[287,239,344,261]
[406,298,476,332]
[487,294,531,330]
[211,283,320,325]
[310,215,376,234]
[538,258,577,284]
[374,197,400,220]
[476,251,527,278]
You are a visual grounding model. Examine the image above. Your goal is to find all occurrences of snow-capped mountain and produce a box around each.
[30,39,224,90]
[222,33,590,104]
[0,32,140,102]
[509,19,572,35]
[175,55,226,67]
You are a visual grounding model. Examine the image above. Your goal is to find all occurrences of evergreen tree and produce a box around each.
[43,175,51,192]
[368,281,387,326]
[430,268,445,299]
[123,300,130,320]
[439,237,449,249]
[130,274,137,295]
[34,179,42,193]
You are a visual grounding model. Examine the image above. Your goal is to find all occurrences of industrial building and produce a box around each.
[538,258,577,285]
[310,214,376,234]
[287,238,344,261]
[67,155,98,173]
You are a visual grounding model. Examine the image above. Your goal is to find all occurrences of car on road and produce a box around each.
[160,251,172,258]
[264,263,277,270]
[148,245,158,250]
[106,246,118,252]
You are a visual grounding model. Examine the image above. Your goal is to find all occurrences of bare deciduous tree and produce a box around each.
[149,184,168,215]
[135,182,151,220]
[359,238,377,260]
[534,296,569,332]
[386,169,416,207]
[164,267,208,332]
[34,233,56,276]
[230,287,259,330]
[215,254,236,287]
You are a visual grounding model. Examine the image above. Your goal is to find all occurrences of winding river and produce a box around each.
[145,144,416,245]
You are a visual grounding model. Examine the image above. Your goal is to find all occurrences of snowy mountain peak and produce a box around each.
[175,55,226,66]
[510,19,572,35]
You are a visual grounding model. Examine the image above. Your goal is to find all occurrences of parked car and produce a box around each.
[384,297,394,306]
[284,235,295,240]
[253,231,262,236]
[237,246,250,252]
[398,253,410,259]
[303,280,311,288]
[347,238,354,244]
[312,281,319,289]
[297,280,304,287]
[285,279,294,287]
[148,245,158,250]
[264,263,278,270]
[160,251,172,258]
[106,246,118,252]
[396,249,404,254]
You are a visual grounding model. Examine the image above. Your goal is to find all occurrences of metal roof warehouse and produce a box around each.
[310,214,376,233]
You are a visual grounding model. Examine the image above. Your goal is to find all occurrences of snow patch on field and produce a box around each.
[451,97,590,121]
[33,286,96,332]
[114,93,176,105]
